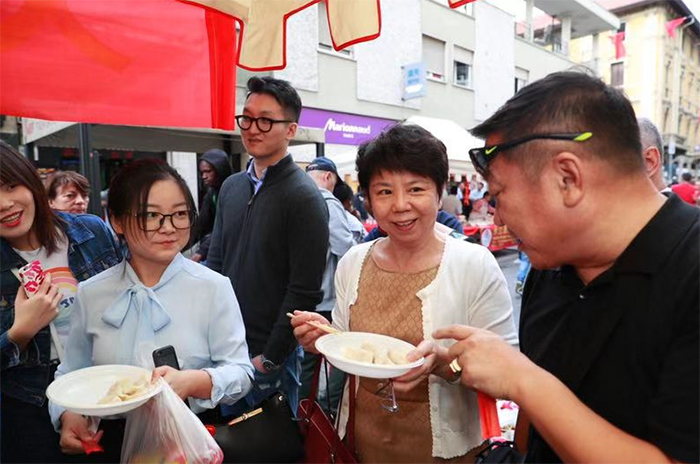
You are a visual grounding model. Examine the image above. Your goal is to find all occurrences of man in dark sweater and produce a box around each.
[207,77,329,416]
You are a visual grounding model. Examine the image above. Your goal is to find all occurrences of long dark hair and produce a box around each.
[108,158,197,243]
[0,141,63,254]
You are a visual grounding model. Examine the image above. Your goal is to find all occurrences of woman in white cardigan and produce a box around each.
[292,124,517,462]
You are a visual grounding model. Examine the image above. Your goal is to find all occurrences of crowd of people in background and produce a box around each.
[1,71,698,464]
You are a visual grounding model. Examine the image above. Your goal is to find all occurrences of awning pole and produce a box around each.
[78,123,102,216]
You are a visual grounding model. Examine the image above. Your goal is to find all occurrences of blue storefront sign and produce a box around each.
[402,62,427,100]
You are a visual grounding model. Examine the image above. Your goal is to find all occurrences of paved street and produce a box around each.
[493,249,522,329]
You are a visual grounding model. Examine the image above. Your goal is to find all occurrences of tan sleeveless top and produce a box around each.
[349,253,473,463]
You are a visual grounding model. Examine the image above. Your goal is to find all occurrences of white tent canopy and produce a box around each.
[325,115,484,183]
[405,116,481,178]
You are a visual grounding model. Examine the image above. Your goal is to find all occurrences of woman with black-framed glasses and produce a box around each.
[50,159,253,462]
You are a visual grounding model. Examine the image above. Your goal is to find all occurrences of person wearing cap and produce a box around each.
[191,149,232,263]
[301,156,356,411]
[305,157,356,318]
[207,76,328,417]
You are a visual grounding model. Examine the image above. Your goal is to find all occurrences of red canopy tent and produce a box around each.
[0,0,479,213]
[0,0,478,129]
[0,0,386,129]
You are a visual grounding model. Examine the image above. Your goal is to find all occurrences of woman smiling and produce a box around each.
[292,124,517,462]
[0,141,122,462]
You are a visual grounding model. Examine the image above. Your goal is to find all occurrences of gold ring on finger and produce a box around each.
[448,358,462,375]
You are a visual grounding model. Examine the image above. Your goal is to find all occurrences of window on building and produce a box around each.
[515,67,529,94]
[430,0,474,15]
[318,2,353,57]
[611,62,624,87]
[423,35,446,81]
[451,1,474,15]
[453,46,473,88]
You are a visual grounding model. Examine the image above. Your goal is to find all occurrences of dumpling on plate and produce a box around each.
[342,346,374,364]
[98,375,151,404]
[388,349,409,365]
[373,348,394,365]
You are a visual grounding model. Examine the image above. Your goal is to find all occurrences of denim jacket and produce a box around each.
[0,212,122,406]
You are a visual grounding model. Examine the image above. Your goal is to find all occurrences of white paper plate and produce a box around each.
[315,332,425,379]
[46,365,162,416]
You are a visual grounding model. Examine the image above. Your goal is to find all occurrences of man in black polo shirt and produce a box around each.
[434,72,699,463]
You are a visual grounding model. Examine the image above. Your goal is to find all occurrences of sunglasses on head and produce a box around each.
[469,132,593,177]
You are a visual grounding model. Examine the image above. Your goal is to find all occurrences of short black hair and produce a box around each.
[246,76,302,122]
[333,182,354,204]
[449,185,458,195]
[681,172,693,182]
[356,123,448,198]
[108,159,197,243]
[471,71,643,178]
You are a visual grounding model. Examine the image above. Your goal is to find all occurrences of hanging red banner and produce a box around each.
[665,17,688,38]
[449,0,479,7]
[0,0,236,129]
[609,31,626,60]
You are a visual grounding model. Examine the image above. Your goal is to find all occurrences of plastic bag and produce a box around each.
[121,379,223,464]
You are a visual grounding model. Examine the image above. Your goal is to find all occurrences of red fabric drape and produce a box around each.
[610,31,626,60]
[449,0,479,7]
[665,17,688,38]
[0,0,237,129]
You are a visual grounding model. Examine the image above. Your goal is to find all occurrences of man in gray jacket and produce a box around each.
[305,156,356,314]
[302,156,356,411]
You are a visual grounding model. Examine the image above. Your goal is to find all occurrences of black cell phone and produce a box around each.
[153,345,180,370]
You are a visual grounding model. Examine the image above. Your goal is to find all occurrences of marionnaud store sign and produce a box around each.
[299,108,395,146]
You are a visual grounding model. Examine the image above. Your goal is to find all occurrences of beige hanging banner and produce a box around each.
[187,0,381,70]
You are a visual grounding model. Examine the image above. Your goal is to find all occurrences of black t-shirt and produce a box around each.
[520,195,699,463]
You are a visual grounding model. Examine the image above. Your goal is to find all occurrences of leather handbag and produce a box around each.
[208,391,305,463]
[475,440,524,464]
[297,359,358,464]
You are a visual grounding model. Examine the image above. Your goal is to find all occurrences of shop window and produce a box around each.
[430,0,474,15]
[453,45,473,88]
[514,67,529,94]
[423,35,446,81]
[611,62,624,87]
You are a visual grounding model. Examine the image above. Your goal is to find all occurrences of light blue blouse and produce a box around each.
[49,253,253,429]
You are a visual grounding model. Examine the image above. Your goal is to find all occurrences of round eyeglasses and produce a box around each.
[235,115,295,133]
[134,210,195,231]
